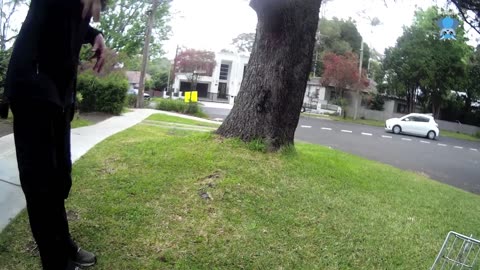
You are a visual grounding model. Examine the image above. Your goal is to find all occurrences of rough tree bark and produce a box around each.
[216,0,322,151]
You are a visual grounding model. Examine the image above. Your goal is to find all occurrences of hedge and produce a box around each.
[155,98,206,118]
[77,71,129,115]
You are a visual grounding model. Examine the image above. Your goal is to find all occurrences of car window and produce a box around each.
[410,116,421,122]
[410,116,429,122]
[418,117,430,123]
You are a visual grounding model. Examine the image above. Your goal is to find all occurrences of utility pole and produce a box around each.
[0,0,4,50]
[354,38,364,120]
[138,0,159,108]
[169,45,180,97]
[359,38,364,82]
[166,61,171,93]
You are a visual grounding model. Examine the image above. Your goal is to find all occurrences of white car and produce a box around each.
[385,113,440,140]
[128,88,151,100]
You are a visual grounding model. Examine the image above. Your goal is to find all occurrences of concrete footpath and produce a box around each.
[0,109,218,232]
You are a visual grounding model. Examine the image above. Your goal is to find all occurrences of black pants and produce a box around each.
[11,100,77,270]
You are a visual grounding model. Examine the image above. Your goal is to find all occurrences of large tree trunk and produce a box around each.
[406,87,414,113]
[464,96,472,114]
[216,0,322,151]
[432,95,442,119]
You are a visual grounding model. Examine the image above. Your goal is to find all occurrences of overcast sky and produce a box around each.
[9,0,480,59]
[162,0,480,59]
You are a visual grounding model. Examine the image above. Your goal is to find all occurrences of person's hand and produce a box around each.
[92,34,106,73]
[81,0,102,22]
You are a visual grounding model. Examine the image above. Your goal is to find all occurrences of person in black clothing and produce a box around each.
[4,0,107,269]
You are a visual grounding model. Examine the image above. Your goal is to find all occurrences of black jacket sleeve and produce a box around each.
[0,102,8,119]
[4,0,59,104]
[84,26,102,45]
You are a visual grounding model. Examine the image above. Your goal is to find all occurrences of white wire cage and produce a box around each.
[431,231,480,270]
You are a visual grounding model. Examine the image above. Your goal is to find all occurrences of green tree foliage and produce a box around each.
[77,71,129,115]
[151,72,168,91]
[314,17,370,76]
[147,57,171,75]
[119,53,170,92]
[100,0,171,57]
[382,6,472,117]
[0,0,25,99]
[0,49,11,97]
[368,93,385,111]
[119,54,170,72]
[369,60,383,85]
[145,79,153,91]
[464,47,480,113]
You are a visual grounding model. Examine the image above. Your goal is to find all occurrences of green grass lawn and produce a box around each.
[147,113,220,128]
[1,116,480,269]
[71,117,93,129]
[441,130,480,142]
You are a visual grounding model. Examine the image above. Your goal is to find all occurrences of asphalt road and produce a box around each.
[202,107,232,120]
[202,107,480,194]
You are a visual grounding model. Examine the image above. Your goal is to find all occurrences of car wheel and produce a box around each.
[393,125,401,134]
[427,131,436,140]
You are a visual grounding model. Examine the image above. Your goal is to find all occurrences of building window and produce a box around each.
[219,64,229,80]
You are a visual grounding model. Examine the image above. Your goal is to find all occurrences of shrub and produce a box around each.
[332,98,348,118]
[73,92,84,120]
[125,94,137,108]
[156,98,185,112]
[77,71,129,115]
[476,131,480,139]
[76,92,84,104]
[185,103,200,115]
[155,98,205,117]
[369,94,385,111]
[0,49,12,96]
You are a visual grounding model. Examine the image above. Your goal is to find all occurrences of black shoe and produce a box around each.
[72,248,96,268]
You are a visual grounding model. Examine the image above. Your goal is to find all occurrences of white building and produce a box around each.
[173,51,250,103]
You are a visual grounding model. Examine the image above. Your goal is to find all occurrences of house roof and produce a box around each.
[125,71,152,84]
